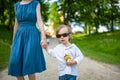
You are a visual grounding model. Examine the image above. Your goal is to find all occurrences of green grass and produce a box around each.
[0,26,12,71]
[0,26,120,71]
[71,30,120,68]
[0,40,10,71]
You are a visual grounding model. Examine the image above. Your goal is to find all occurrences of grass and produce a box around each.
[0,40,10,71]
[0,26,120,71]
[0,26,12,71]
[71,30,120,68]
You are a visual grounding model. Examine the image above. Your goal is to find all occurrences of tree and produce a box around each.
[48,2,61,28]
[57,0,120,34]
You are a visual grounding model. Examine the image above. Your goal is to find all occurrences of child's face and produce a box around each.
[56,27,70,45]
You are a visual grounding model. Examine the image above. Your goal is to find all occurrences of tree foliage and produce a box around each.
[0,0,50,29]
[57,0,120,33]
[0,0,120,33]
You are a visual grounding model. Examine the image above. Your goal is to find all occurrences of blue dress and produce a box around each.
[8,0,46,76]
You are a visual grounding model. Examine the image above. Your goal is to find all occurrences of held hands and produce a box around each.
[40,38,47,50]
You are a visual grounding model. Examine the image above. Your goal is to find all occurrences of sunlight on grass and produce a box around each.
[72,33,87,40]
[71,30,120,68]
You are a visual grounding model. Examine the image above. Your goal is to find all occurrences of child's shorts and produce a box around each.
[59,74,76,80]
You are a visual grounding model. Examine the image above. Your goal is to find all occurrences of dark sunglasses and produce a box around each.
[56,33,69,38]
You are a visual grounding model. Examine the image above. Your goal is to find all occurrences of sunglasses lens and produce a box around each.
[56,33,69,38]
[56,35,61,38]
[62,33,68,37]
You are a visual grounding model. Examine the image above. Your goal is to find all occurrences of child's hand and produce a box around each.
[66,60,77,66]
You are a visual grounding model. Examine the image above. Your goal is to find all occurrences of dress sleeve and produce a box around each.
[34,0,40,8]
[14,2,19,12]
[14,3,17,11]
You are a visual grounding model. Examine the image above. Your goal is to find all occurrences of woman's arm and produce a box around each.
[36,3,47,49]
[13,18,18,40]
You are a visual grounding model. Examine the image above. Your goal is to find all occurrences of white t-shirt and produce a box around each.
[48,43,84,76]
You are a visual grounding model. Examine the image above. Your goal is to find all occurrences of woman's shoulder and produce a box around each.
[14,2,19,7]
[14,2,19,5]
[32,0,40,8]
[33,0,40,5]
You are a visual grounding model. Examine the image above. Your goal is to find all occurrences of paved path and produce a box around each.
[0,38,120,80]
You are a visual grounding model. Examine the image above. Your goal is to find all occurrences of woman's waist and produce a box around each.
[18,22,36,27]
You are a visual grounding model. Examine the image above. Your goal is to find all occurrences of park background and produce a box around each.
[0,0,120,79]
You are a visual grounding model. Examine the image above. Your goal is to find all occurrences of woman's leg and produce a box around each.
[16,76,25,80]
[28,74,35,80]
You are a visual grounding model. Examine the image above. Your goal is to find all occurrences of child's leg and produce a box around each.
[16,76,25,80]
[28,74,35,80]
[65,74,76,80]
[69,75,76,80]
[59,75,66,80]
[59,74,76,80]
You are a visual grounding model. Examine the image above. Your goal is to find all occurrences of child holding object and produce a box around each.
[46,24,84,80]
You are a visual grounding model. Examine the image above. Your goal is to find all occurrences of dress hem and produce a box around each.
[8,68,46,76]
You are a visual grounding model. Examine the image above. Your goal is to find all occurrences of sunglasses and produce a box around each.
[56,33,69,38]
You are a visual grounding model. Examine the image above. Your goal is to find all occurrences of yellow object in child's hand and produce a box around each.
[64,55,71,61]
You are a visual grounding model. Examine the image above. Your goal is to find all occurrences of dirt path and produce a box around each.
[0,38,120,80]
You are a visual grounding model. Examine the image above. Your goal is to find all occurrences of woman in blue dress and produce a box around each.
[8,0,47,80]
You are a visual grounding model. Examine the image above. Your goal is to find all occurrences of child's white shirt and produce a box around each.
[48,43,84,76]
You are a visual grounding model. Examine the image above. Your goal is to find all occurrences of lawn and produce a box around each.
[0,27,12,71]
[0,27,120,71]
[0,40,10,71]
[71,30,120,68]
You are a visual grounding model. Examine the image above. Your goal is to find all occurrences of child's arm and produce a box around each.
[74,46,84,65]
[46,47,56,58]
[66,46,84,66]
[66,60,77,66]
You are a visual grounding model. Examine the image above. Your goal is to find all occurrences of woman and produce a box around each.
[8,0,47,80]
